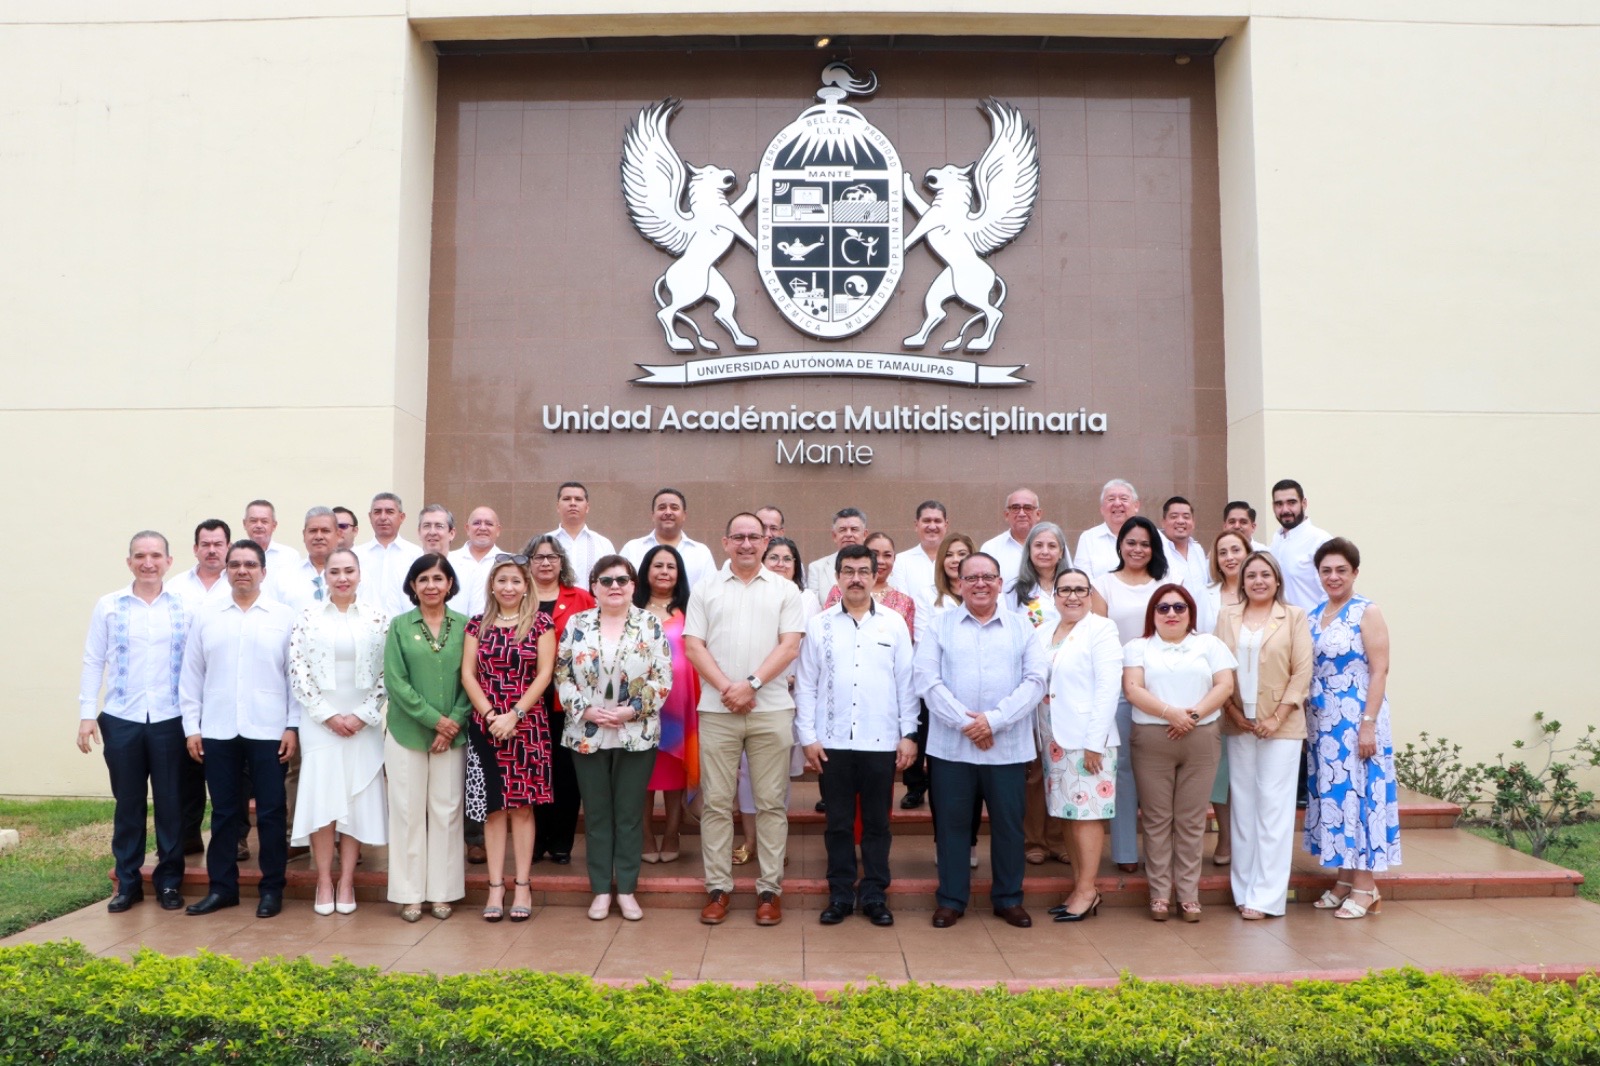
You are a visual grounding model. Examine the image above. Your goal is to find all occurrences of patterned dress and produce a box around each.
[1303,596,1401,871]
[465,612,555,819]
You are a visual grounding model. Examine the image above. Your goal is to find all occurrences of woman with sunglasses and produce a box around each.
[1090,514,1169,873]
[522,535,596,865]
[557,555,672,921]
[1122,583,1235,921]
[1038,568,1123,921]
[461,554,556,922]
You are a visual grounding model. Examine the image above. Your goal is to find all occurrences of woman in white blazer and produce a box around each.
[1038,567,1124,922]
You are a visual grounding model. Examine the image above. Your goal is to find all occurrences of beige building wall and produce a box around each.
[4,1,1595,795]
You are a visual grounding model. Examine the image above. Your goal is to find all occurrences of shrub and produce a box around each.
[1,943,1598,1065]
[1394,731,1487,813]
[1485,713,1600,859]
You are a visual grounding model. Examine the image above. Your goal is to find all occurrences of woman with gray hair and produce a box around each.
[1007,521,1072,865]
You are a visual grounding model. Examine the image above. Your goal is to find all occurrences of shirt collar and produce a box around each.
[117,584,178,605]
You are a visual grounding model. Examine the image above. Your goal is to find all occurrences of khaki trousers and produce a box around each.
[700,709,794,896]
[1130,722,1219,904]
[384,732,466,905]
[1023,755,1070,857]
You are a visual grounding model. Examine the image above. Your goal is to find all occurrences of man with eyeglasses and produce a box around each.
[331,507,359,551]
[980,488,1059,586]
[1074,479,1141,583]
[446,506,506,617]
[796,544,918,927]
[417,504,456,557]
[914,552,1048,929]
[621,487,718,589]
[805,507,869,599]
[180,540,300,919]
[685,513,805,927]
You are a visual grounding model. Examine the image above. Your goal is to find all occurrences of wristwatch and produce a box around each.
[746,674,763,691]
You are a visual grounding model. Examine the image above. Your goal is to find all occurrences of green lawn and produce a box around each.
[1466,820,1600,903]
[0,798,118,938]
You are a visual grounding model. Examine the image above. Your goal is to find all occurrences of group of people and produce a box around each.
[78,476,1397,930]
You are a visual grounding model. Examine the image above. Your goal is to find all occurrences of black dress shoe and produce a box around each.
[186,892,240,916]
[256,892,283,918]
[931,906,963,928]
[862,902,895,927]
[550,853,572,866]
[819,901,853,924]
[992,905,1033,928]
[899,790,925,810]
[157,887,185,911]
[183,837,205,856]
[107,891,143,913]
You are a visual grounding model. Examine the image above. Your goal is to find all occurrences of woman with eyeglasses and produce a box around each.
[1215,551,1312,919]
[462,554,556,922]
[1122,583,1236,921]
[523,535,596,865]
[635,544,699,864]
[1090,514,1169,873]
[1037,568,1123,921]
[1304,537,1398,920]
[556,555,672,921]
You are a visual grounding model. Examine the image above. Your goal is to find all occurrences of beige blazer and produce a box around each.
[1214,601,1313,740]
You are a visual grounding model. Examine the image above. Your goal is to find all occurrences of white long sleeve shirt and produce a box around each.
[1269,520,1333,611]
[354,536,424,618]
[794,602,917,751]
[621,532,717,589]
[180,597,299,739]
[913,604,1047,764]
[1073,523,1121,584]
[978,531,1029,585]
[547,526,616,589]
[447,543,505,617]
[79,586,191,723]
[887,544,940,624]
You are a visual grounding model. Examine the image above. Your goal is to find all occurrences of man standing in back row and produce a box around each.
[981,488,1054,586]
[354,492,423,617]
[621,487,718,589]
[1269,479,1333,610]
[546,481,615,588]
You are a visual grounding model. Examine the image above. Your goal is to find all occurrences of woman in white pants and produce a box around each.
[1214,552,1312,918]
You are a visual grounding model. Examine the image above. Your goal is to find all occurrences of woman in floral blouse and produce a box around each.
[555,555,672,922]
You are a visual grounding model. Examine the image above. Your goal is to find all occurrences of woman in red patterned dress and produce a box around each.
[461,554,556,922]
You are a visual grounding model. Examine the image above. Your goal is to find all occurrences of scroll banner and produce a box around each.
[633,351,1030,387]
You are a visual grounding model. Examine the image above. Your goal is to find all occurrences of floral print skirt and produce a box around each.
[1044,746,1118,821]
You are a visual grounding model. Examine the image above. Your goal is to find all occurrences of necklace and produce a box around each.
[420,612,453,652]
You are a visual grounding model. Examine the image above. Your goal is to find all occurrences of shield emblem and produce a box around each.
[757,69,903,340]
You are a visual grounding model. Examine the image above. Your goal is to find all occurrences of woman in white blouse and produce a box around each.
[1122,583,1235,922]
[1037,568,1123,921]
[288,548,390,916]
[1215,552,1312,919]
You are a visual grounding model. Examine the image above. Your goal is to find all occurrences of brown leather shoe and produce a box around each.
[993,905,1033,928]
[700,890,731,925]
[755,891,782,926]
[931,906,963,928]
[466,845,487,865]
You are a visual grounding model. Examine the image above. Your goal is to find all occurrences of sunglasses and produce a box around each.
[493,553,530,566]
[1155,602,1189,615]
[594,575,633,588]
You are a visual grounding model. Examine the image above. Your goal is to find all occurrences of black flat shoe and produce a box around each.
[157,887,185,911]
[814,799,827,813]
[107,891,143,913]
[186,892,239,916]
[255,892,283,918]
[862,902,894,927]
[819,901,853,924]
[899,790,925,810]
[550,853,571,865]
[1053,895,1101,923]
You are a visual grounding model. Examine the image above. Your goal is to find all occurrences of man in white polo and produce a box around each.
[621,487,717,589]
[1074,479,1140,583]
[1269,479,1333,610]
[545,481,615,588]
[685,512,804,927]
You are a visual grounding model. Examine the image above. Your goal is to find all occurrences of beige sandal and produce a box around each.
[1334,887,1381,919]
[1313,880,1353,909]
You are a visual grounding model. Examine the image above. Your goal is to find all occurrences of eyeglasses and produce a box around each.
[335,522,355,531]
[493,553,530,566]
[1004,503,1039,513]
[726,533,766,543]
[838,568,875,580]
[594,575,632,588]
[1154,602,1189,615]
[529,553,562,564]
[961,573,1002,585]
[1055,586,1092,599]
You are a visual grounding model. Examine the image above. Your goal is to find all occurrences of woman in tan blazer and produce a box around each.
[1215,552,1312,919]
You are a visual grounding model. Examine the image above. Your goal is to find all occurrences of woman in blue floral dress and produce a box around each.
[1303,537,1398,919]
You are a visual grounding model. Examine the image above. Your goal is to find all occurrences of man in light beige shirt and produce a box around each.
[684,512,805,927]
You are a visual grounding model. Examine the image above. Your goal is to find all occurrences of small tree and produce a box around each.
[1394,731,1487,812]
[1484,712,1600,858]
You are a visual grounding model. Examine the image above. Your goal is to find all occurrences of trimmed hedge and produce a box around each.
[1,942,1598,1065]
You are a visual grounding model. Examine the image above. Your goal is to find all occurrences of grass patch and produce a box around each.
[0,797,117,938]
[1466,819,1600,903]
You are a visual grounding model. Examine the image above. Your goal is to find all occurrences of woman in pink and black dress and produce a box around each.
[461,554,555,923]
[635,544,699,863]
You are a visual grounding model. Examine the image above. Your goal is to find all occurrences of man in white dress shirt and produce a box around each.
[796,545,918,927]
[180,540,300,918]
[354,492,423,618]
[243,500,301,571]
[620,487,717,589]
[979,488,1050,586]
[805,507,868,598]
[170,519,232,612]
[417,504,455,557]
[1269,479,1333,610]
[331,506,359,551]
[887,499,946,617]
[1074,479,1140,584]
[446,505,505,617]
[78,531,192,913]
[1159,496,1209,596]
[756,504,786,541]
[276,507,340,613]
[546,481,615,588]
[1223,501,1272,553]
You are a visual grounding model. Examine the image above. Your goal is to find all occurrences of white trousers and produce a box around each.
[384,733,466,905]
[1226,733,1302,916]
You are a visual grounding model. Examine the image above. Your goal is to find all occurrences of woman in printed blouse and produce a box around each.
[383,553,471,923]
[555,555,672,921]
[288,548,389,916]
